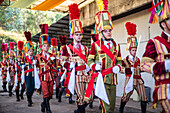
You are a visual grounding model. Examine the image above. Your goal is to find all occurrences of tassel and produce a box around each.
[103,0,108,10]
[96,0,104,11]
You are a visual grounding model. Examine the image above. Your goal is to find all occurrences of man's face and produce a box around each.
[161,18,170,33]
[73,33,82,42]
[42,44,49,52]
[10,53,14,60]
[28,49,34,56]
[102,29,112,39]
[129,48,137,57]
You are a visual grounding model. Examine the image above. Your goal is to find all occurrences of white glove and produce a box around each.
[95,63,101,71]
[165,59,170,72]
[131,67,135,73]
[50,57,55,61]
[112,66,120,74]
[69,62,75,69]
[22,65,25,69]
[33,60,37,65]
[15,67,17,71]
[85,63,90,73]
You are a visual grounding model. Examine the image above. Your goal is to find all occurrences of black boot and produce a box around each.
[56,88,59,99]
[8,85,12,96]
[74,105,85,113]
[119,101,126,113]
[27,93,32,107]
[89,102,93,108]
[69,94,75,104]
[45,97,52,113]
[30,92,33,104]
[20,89,25,100]
[16,89,20,101]
[2,82,7,92]
[41,99,46,113]
[58,91,62,102]
[141,101,147,113]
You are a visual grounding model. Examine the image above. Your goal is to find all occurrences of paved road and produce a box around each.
[0,77,162,113]
[0,91,162,113]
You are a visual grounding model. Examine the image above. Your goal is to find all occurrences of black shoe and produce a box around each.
[44,97,52,113]
[89,102,93,109]
[74,109,79,113]
[30,92,33,104]
[27,93,32,107]
[69,98,75,104]
[41,101,46,113]
[16,98,20,101]
[78,105,85,113]
[69,94,75,104]
[119,101,126,113]
[141,101,147,113]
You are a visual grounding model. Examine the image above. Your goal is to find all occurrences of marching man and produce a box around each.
[0,43,8,92]
[36,24,57,113]
[58,35,75,104]
[14,41,25,101]
[119,22,148,113]
[141,0,170,112]
[24,31,37,107]
[7,42,15,96]
[60,3,92,113]
[51,38,60,99]
[85,0,122,112]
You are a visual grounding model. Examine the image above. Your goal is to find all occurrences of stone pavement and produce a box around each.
[0,76,162,113]
[0,90,162,113]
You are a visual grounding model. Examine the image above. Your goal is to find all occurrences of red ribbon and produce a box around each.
[24,69,34,73]
[96,40,116,64]
[64,65,87,87]
[148,0,163,12]
[68,44,87,63]
[84,66,113,98]
[25,56,33,65]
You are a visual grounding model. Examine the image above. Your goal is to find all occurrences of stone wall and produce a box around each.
[80,0,152,27]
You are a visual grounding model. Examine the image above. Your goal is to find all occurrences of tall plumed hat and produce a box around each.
[69,3,84,38]
[51,38,57,55]
[1,43,8,58]
[94,0,113,33]
[149,0,170,23]
[24,31,34,52]
[39,24,50,46]
[9,42,15,57]
[17,41,24,58]
[58,35,67,46]
[125,22,138,51]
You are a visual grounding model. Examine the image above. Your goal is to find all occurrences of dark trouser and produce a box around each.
[25,76,34,93]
